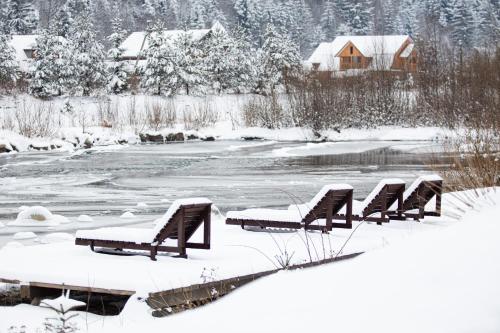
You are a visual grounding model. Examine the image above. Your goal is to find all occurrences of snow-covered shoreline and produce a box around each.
[0,94,455,155]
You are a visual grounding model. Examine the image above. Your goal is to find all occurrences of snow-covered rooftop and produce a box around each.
[120,21,226,59]
[305,35,412,71]
[8,35,38,71]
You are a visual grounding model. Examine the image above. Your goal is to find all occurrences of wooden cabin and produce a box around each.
[305,35,417,73]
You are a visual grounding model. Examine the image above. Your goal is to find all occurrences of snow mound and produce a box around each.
[18,205,29,212]
[41,295,86,312]
[9,206,68,227]
[0,222,4,228]
[137,202,149,208]
[160,199,171,203]
[42,233,74,244]
[2,241,24,249]
[77,214,94,222]
[13,232,37,240]
[120,212,136,219]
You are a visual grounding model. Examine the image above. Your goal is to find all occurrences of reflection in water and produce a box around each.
[0,141,452,223]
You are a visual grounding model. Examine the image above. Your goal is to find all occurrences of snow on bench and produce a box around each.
[75,198,212,244]
[389,174,442,210]
[289,179,405,215]
[228,184,353,222]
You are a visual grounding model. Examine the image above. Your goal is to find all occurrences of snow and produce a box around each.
[0,222,4,228]
[120,212,135,219]
[8,206,69,227]
[120,22,224,60]
[77,214,93,223]
[305,35,411,71]
[227,184,352,222]
[8,35,38,71]
[76,198,212,243]
[0,189,498,332]
[41,233,74,244]
[361,178,405,208]
[41,295,85,312]
[136,202,148,208]
[12,232,37,240]
[400,42,414,58]
[2,241,24,249]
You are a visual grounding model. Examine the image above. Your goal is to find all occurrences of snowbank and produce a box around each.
[8,206,69,227]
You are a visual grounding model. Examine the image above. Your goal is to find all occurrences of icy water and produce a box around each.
[0,140,448,245]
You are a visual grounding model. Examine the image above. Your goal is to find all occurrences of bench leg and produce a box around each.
[150,246,157,261]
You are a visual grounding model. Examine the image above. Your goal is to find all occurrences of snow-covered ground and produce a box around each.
[0,189,497,332]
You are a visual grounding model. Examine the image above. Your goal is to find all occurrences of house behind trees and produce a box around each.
[305,35,417,73]
[118,21,226,67]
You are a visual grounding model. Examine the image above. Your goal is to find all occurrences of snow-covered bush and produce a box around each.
[243,93,288,129]
[146,99,176,130]
[14,98,56,138]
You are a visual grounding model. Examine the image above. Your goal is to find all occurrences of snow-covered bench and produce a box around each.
[387,174,443,220]
[75,198,212,260]
[226,184,354,232]
[289,178,406,224]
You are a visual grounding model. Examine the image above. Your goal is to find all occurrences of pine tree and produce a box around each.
[189,0,207,29]
[29,30,73,97]
[0,33,18,86]
[173,30,206,95]
[321,0,338,41]
[141,21,177,95]
[255,24,301,94]
[69,1,107,96]
[449,0,474,47]
[233,0,262,43]
[52,4,72,38]
[5,0,39,35]
[398,0,418,35]
[345,1,373,35]
[107,2,129,94]
[204,0,227,27]
[202,27,252,93]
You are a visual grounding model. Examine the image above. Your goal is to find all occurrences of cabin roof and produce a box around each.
[120,21,226,59]
[305,35,412,71]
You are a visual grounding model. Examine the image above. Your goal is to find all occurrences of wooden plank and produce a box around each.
[147,252,363,314]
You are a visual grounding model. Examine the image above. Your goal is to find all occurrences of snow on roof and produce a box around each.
[305,42,339,70]
[306,35,411,71]
[120,21,225,59]
[335,35,410,57]
[8,35,38,71]
[400,43,415,58]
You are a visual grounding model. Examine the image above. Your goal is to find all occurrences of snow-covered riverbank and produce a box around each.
[0,94,454,155]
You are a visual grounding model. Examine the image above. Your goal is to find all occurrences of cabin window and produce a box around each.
[353,56,362,64]
[350,46,353,55]
[342,57,351,64]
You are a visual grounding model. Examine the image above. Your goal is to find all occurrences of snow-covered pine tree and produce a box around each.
[255,24,301,94]
[69,1,107,96]
[321,0,338,41]
[52,4,72,38]
[233,0,262,44]
[173,30,206,95]
[189,0,207,29]
[204,0,227,27]
[397,0,418,35]
[107,2,129,94]
[5,0,39,35]
[141,21,178,95]
[472,0,500,45]
[449,0,474,47]
[29,30,73,97]
[202,27,252,93]
[344,0,373,35]
[0,33,18,87]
